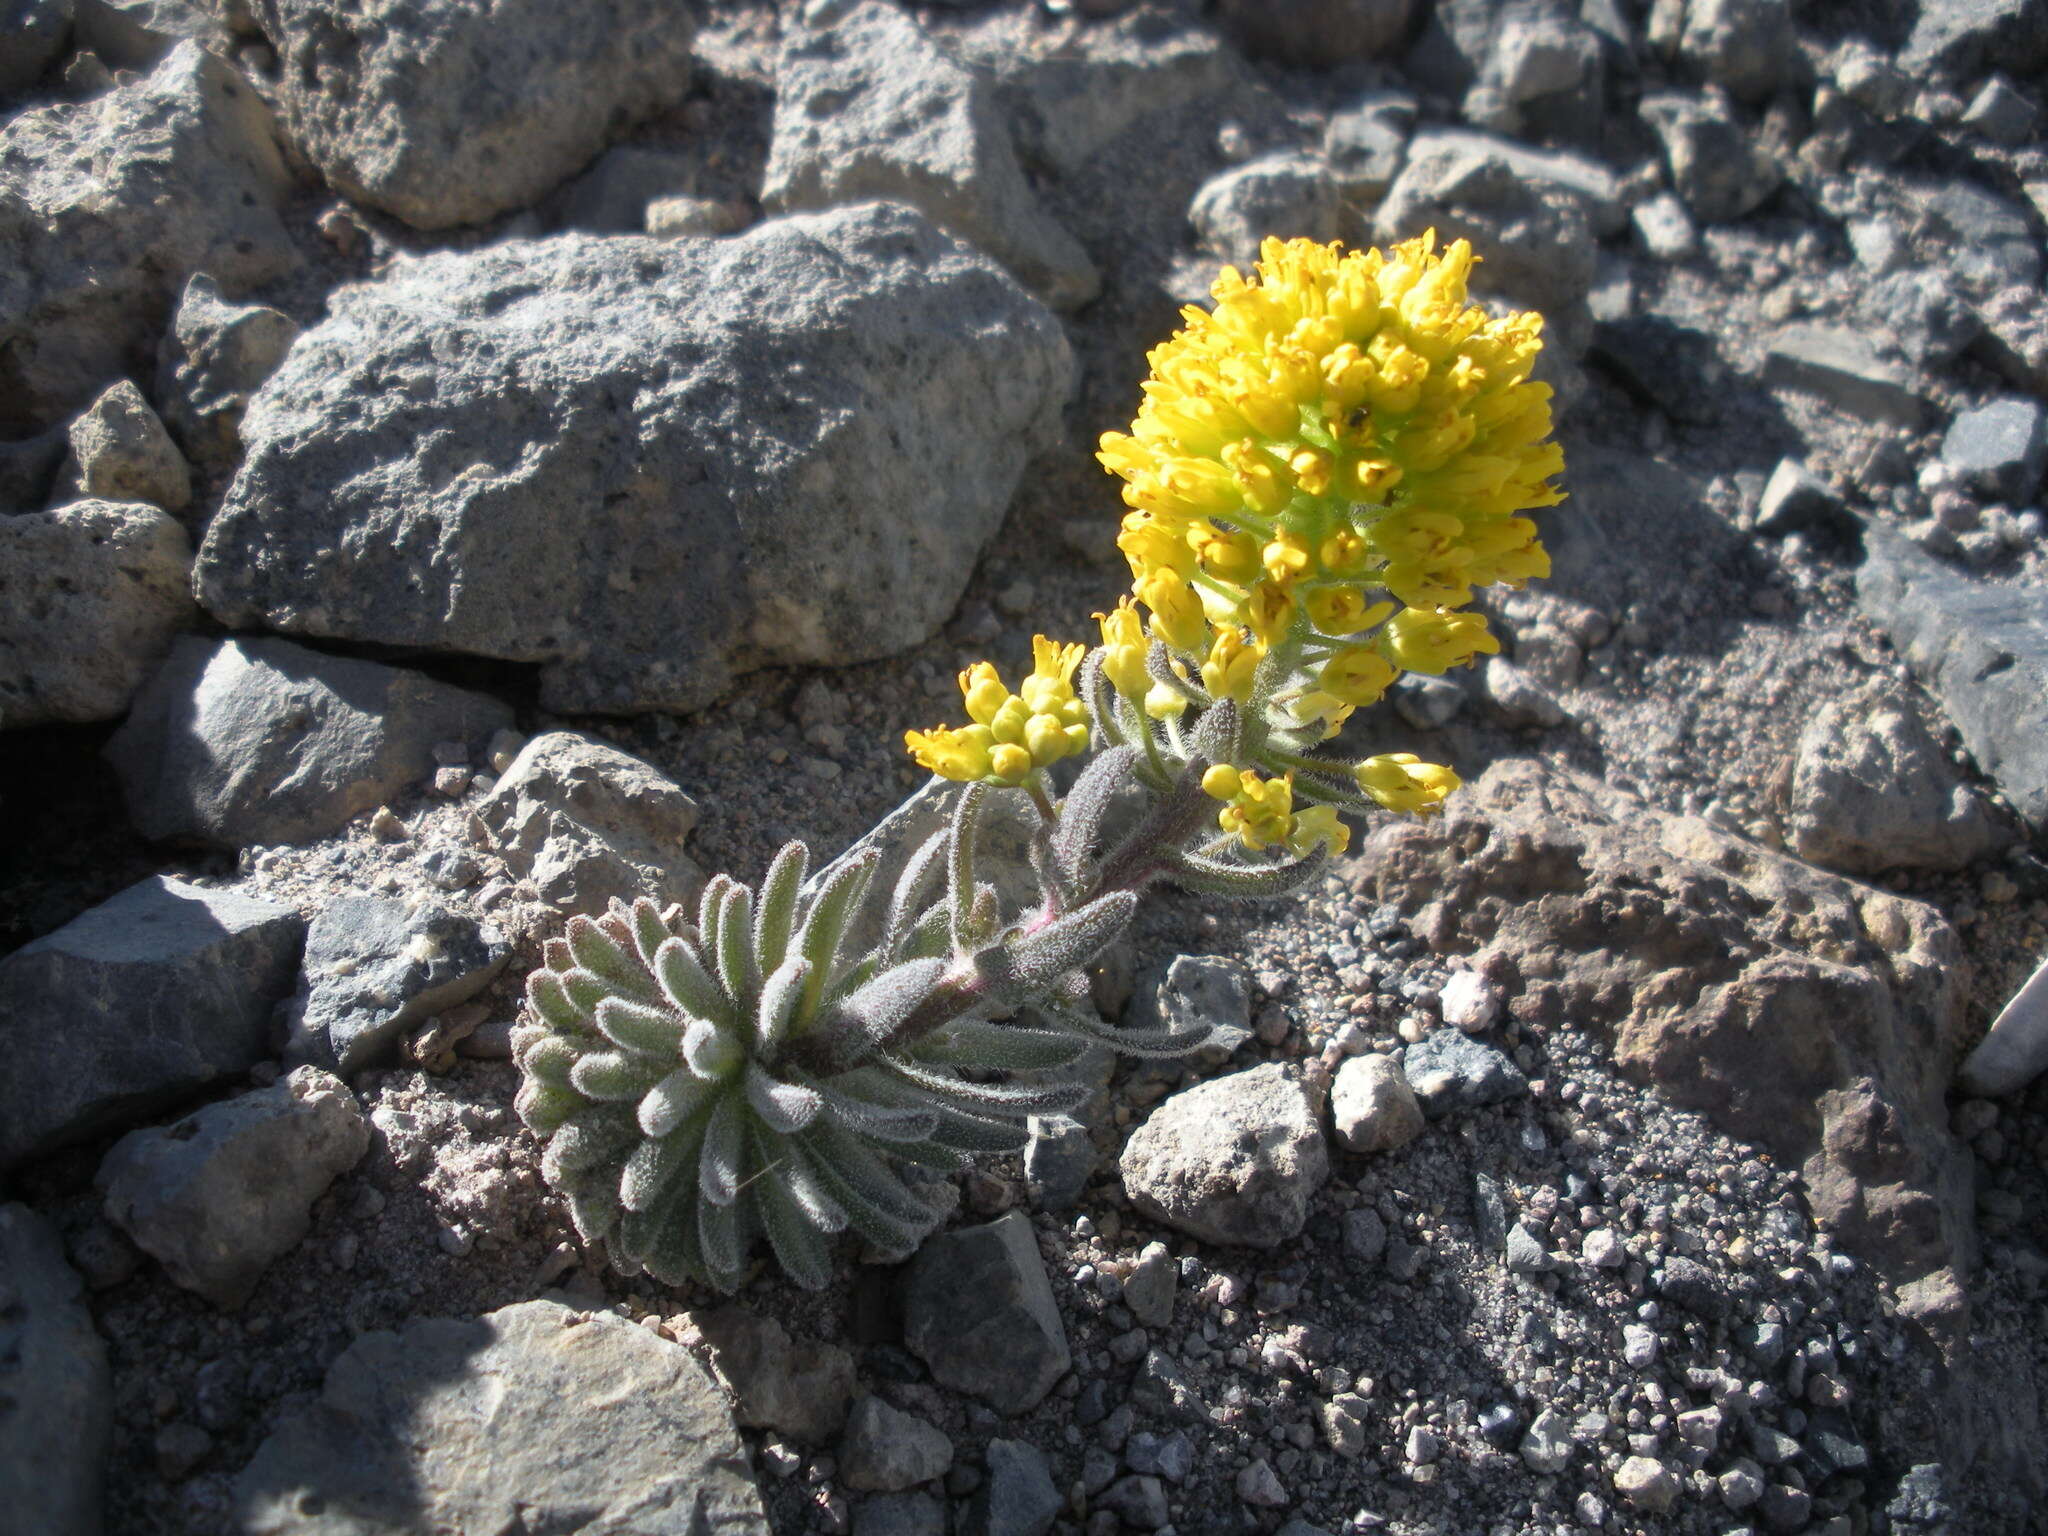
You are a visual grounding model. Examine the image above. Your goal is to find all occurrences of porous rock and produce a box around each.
[0,42,293,433]
[242,0,697,229]
[476,731,703,917]
[1120,1063,1328,1248]
[0,1203,112,1536]
[234,1299,769,1534]
[904,1212,1070,1415]
[59,378,191,512]
[1188,152,1341,269]
[1330,1053,1425,1153]
[96,1066,369,1309]
[763,2,1097,310]
[153,272,301,470]
[691,1305,858,1447]
[0,499,193,729]
[1673,0,1793,103]
[282,896,509,1073]
[193,204,1072,714]
[1354,759,1973,1319]
[839,1395,953,1492]
[106,635,512,850]
[1787,681,1997,875]
[0,874,303,1167]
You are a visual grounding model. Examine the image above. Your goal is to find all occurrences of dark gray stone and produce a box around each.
[1901,0,2048,80]
[0,427,66,513]
[1188,152,1341,269]
[557,144,700,234]
[1214,0,1416,68]
[1675,0,1792,103]
[1863,270,1979,371]
[1506,1222,1553,1274]
[282,896,508,1073]
[1941,398,2047,504]
[1765,325,1930,428]
[0,875,303,1167]
[1127,1347,1206,1424]
[1961,77,2037,145]
[1137,953,1251,1056]
[904,1212,1069,1415]
[154,272,301,471]
[964,1438,1060,1536]
[194,205,1072,715]
[853,1492,945,1536]
[1921,182,2043,295]
[1653,1254,1724,1318]
[840,1396,951,1493]
[1097,1474,1170,1530]
[1856,521,2048,832]
[1023,1114,1095,1211]
[0,1203,111,1536]
[692,1306,858,1447]
[1124,1430,1195,1484]
[1754,458,1845,537]
[1402,1028,1528,1118]
[1640,89,1780,223]
[106,636,513,850]
[1322,101,1408,199]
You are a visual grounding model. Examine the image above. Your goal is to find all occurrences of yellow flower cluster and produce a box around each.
[1097,232,1561,740]
[1201,765,1350,856]
[1354,753,1461,816]
[906,637,1090,786]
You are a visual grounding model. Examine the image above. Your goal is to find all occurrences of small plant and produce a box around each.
[515,232,1564,1291]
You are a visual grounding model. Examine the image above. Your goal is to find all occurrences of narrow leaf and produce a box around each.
[655,936,736,1030]
[513,1078,580,1138]
[948,783,987,953]
[882,829,949,965]
[541,1107,638,1184]
[745,1061,821,1133]
[833,958,947,1053]
[527,970,591,1033]
[1052,745,1138,888]
[1168,846,1328,901]
[564,915,659,1004]
[698,1191,744,1290]
[795,846,880,1015]
[755,955,811,1055]
[629,897,672,970]
[753,1125,834,1290]
[520,1035,579,1090]
[927,1107,1032,1154]
[912,1019,1094,1072]
[569,1049,668,1102]
[716,882,759,1009]
[816,1086,940,1143]
[874,1056,1090,1116]
[594,996,686,1057]
[1002,891,1138,993]
[698,1094,744,1206]
[697,873,734,948]
[752,841,809,979]
[620,1115,704,1213]
[639,1067,721,1139]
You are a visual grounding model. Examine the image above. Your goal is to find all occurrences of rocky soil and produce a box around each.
[3,1,2047,1534]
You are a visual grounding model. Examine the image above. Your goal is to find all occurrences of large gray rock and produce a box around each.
[234,1299,770,1534]
[1856,522,2048,835]
[153,272,300,471]
[0,874,304,1168]
[1188,152,1341,269]
[57,377,191,512]
[0,1204,111,1536]
[96,1066,369,1308]
[1672,0,1792,102]
[194,204,1073,714]
[904,1212,1069,1416]
[839,1395,954,1492]
[1940,397,2047,504]
[1765,325,1930,428]
[1787,682,1998,875]
[0,499,193,728]
[242,0,696,230]
[1639,89,1781,224]
[1119,1063,1328,1248]
[763,2,1096,311]
[0,42,294,433]
[1900,0,2048,79]
[688,1305,858,1448]
[282,895,509,1073]
[1395,126,1624,236]
[476,731,703,916]
[106,635,512,849]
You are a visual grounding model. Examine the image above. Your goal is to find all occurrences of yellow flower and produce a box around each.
[905,723,993,783]
[906,637,1090,786]
[1304,587,1393,636]
[1216,769,1295,851]
[1136,570,1209,654]
[1097,598,1153,699]
[1355,753,1461,816]
[1379,605,1499,674]
[1200,626,1263,703]
[1201,763,1243,801]
[1287,804,1350,856]
[1317,647,1398,708]
[1019,635,1086,715]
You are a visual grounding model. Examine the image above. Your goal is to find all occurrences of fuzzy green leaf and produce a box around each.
[527,970,591,1033]
[698,1094,744,1206]
[833,957,946,1054]
[655,936,736,1031]
[1001,891,1137,994]
[716,882,758,1009]
[882,829,949,965]
[875,1057,1089,1117]
[753,1127,833,1291]
[795,847,880,1015]
[745,1061,821,1133]
[817,1086,940,1143]
[912,1019,1094,1072]
[521,1035,580,1091]
[639,1067,722,1139]
[697,873,735,948]
[569,1049,669,1102]
[619,1114,705,1214]
[755,955,810,1055]
[513,1077,580,1138]
[948,783,987,953]
[1168,845,1328,901]
[927,1107,1032,1155]
[541,1107,639,1185]
[628,897,672,971]
[1052,745,1138,888]
[564,915,660,1004]
[698,1191,744,1290]
[594,996,686,1057]
[752,841,808,979]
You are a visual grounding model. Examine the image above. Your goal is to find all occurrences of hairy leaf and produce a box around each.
[1002,891,1138,994]
[564,915,660,1004]
[594,996,685,1057]
[755,954,810,1055]
[948,783,987,952]
[655,936,736,1031]
[1169,846,1328,901]
[638,1067,721,1139]
[882,829,949,965]
[527,970,590,1033]
[752,841,809,978]
[1052,745,1138,888]
[745,1061,822,1133]
[912,1019,1094,1072]
[569,1049,669,1102]
[795,847,880,1014]
[698,1094,745,1207]
[628,897,673,971]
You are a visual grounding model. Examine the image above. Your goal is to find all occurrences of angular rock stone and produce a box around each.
[1754,458,1844,537]
[244,0,695,230]
[692,1305,858,1447]
[0,1204,111,1536]
[96,1066,368,1309]
[0,874,303,1167]
[234,1299,769,1534]
[1188,152,1341,269]
[557,144,700,235]
[282,896,509,1073]
[1675,0,1792,103]
[965,1439,1060,1536]
[1120,1063,1328,1247]
[0,43,294,433]
[1857,521,2048,833]
[1764,325,1930,428]
[904,1212,1069,1415]
[1214,0,1416,67]
[1331,1053,1425,1153]
[59,378,191,512]
[763,2,1097,311]
[0,0,72,99]
[839,1396,953,1492]
[1403,1028,1527,1117]
[0,499,192,728]
[1961,76,2038,145]
[1958,951,2048,1097]
[70,0,226,69]
[1900,0,2048,80]
[1941,397,2047,504]
[107,635,513,849]
[1353,759,1974,1316]
[1640,89,1780,224]
[1787,682,1997,875]
[1920,182,2042,296]
[1023,1114,1096,1211]
[1399,126,1625,236]
[1632,191,1698,260]
[1322,99,1409,200]
[477,731,703,916]
[1135,954,1250,1056]
[855,1492,945,1536]
[153,273,300,471]
[194,205,1072,714]
[1614,1455,1681,1513]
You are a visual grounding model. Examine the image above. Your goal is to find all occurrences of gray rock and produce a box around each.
[1941,398,2047,504]
[244,0,693,229]
[763,2,1096,311]
[1787,682,1997,875]
[1137,953,1250,1056]
[1467,8,1605,144]
[1122,1241,1176,1328]
[71,0,225,68]
[96,1066,368,1309]
[1921,182,2042,296]
[0,43,294,433]
[1023,1114,1096,1211]
[282,896,509,1073]
[0,426,67,514]
[1342,1206,1387,1264]
[1322,101,1409,200]
[1864,269,1980,371]
[1754,458,1844,537]
[1960,76,2038,145]
[1394,673,1465,730]
[1615,1455,1681,1513]
[0,1204,111,1536]
[1399,126,1625,236]
[1188,152,1341,269]
[1120,1063,1328,1248]
[107,635,513,849]
[557,144,700,234]
[1632,191,1698,260]
[904,1212,1069,1416]
[1520,1405,1572,1473]
[690,1305,859,1447]
[1483,656,1565,728]
[194,205,1072,715]
[854,1492,946,1536]
[0,499,192,728]
[839,1396,953,1491]
[0,874,303,1167]
[645,195,750,241]
[1330,1053,1424,1153]
[0,0,71,99]
[59,378,191,512]
[1373,132,1597,316]
[1640,89,1780,223]
[1900,0,2048,80]
[1675,0,1792,102]
[1958,950,2048,1097]
[1097,1475,1170,1529]
[1402,1028,1528,1118]
[964,1439,1060,1536]
[1857,521,2048,833]
[1764,325,1930,428]
[477,731,703,917]
[1214,0,1416,67]
[1129,1348,1205,1423]
[1505,1222,1554,1273]
[234,1299,769,1534]
[153,272,300,471]
[1125,1430,1195,1484]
